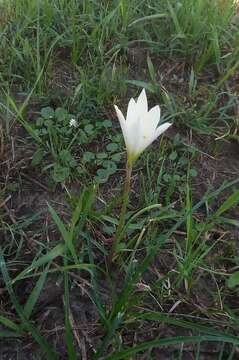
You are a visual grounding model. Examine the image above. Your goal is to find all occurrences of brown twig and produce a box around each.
[21,172,50,192]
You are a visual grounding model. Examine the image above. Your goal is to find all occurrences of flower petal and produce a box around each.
[126,114,142,159]
[126,98,137,123]
[115,104,142,160]
[142,105,161,136]
[136,121,172,156]
[154,122,172,138]
[136,88,148,114]
[114,105,128,146]
[148,105,161,129]
[131,116,151,155]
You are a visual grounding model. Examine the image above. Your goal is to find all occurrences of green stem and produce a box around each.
[108,160,132,263]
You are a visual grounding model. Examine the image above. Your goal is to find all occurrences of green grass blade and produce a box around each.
[0,331,22,338]
[93,315,123,360]
[64,259,77,360]
[23,264,49,320]
[76,185,97,234]
[128,13,167,28]
[0,248,59,360]
[131,312,239,345]
[227,271,239,289]
[48,203,78,263]
[48,204,71,242]
[125,79,156,93]
[214,189,239,218]
[0,315,22,333]
[105,336,222,360]
[167,0,184,36]
[217,217,239,227]
[86,232,108,328]
[12,243,66,284]
[4,91,43,144]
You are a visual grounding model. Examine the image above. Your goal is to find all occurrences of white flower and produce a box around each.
[114,89,172,163]
[69,118,78,128]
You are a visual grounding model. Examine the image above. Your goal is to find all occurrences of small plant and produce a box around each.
[31,106,81,183]
[83,140,123,183]
[31,106,124,184]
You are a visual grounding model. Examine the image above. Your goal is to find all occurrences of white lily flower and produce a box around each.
[114,89,172,164]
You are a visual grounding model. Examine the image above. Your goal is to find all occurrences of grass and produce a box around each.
[0,0,239,358]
